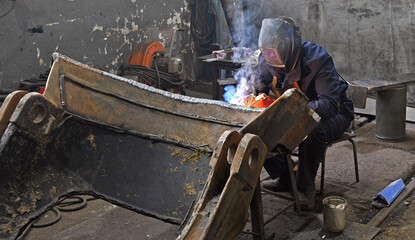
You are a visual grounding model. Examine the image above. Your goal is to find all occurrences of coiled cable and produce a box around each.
[16,195,97,240]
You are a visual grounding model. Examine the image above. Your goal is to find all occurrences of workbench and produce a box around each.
[198,54,246,100]
[349,73,415,141]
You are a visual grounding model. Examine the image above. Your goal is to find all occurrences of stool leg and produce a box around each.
[349,139,359,182]
[250,180,265,240]
[286,154,301,213]
[320,146,329,196]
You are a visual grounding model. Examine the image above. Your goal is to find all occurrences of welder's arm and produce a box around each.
[307,58,341,119]
[253,55,273,94]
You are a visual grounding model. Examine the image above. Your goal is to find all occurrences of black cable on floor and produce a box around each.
[56,196,87,212]
[15,195,97,240]
[32,208,62,228]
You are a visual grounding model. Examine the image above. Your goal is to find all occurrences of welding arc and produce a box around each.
[122,64,184,90]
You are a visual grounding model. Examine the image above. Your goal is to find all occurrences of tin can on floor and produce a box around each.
[323,196,347,232]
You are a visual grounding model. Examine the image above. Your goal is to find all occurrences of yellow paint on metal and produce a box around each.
[0,223,14,234]
[17,205,31,215]
[198,179,205,185]
[86,132,97,149]
[168,146,204,166]
[183,183,197,196]
[50,186,57,199]
[170,166,179,173]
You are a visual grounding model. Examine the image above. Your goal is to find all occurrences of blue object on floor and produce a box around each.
[373,178,406,207]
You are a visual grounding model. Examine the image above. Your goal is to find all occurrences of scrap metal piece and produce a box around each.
[0,53,261,239]
[240,88,320,152]
[372,178,405,207]
[9,92,64,142]
[178,131,267,240]
[0,93,214,239]
[44,53,262,150]
[0,90,28,136]
[179,89,320,240]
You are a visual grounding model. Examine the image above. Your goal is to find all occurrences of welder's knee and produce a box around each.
[308,121,330,143]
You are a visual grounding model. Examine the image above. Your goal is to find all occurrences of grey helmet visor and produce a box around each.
[258,18,301,74]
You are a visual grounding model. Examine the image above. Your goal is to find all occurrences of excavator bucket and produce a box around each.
[0,53,319,239]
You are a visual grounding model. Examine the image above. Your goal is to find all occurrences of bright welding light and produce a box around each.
[222,48,259,105]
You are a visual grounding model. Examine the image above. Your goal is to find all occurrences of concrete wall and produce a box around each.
[1,0,415,102]
[0,0,194,89]
[258,0,415,103]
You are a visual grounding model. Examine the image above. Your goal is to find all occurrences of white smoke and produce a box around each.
[223,49,261,104]
[221,0,266,105]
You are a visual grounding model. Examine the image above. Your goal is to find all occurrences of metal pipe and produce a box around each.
[375,86,407,141]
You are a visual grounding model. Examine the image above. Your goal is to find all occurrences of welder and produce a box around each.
[256,17,354,210]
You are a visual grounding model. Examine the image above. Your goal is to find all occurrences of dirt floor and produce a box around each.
[373,192,415,240]
[22,198,179,240]
[18,120,415,240]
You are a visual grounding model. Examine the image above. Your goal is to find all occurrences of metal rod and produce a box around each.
[261,188,294,202]
[248,95,266,107]
[264,202,294,226]
[286,154,301,214]
[250,181,265,240]
[241,231,262,236]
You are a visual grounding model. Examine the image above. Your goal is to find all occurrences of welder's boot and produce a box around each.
[298,187,316,210]
[261,175,290,192]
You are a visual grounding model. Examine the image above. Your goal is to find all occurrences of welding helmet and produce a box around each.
[258,18,301,74]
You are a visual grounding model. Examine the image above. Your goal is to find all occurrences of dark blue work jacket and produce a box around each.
[255,41,354,120]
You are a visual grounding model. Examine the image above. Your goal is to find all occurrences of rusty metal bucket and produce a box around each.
[323,196,347,232]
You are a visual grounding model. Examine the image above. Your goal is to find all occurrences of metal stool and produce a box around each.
[261,148,302,214]
[320,132,359,195]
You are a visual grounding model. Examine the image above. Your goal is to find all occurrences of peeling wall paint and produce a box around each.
[167,10,182,25]
[0,0,193,90]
